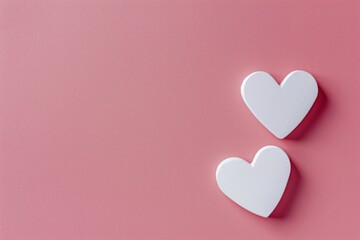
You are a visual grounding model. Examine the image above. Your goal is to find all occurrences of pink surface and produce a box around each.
[1,0,360,239]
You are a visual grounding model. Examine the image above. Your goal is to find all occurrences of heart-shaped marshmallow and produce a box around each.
[216,146,291,218]
[241,70,318,139]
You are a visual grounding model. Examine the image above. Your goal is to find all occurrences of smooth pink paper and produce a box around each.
[1,0,360,239]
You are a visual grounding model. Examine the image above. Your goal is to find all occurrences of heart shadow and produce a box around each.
[285,82,327,140]
[270,159,301,218]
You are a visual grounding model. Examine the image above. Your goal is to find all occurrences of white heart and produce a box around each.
[216,146,291,218]
[241,70,318,139]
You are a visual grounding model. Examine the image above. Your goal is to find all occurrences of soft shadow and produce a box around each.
[270,160,301,218]
[286,83,327,140]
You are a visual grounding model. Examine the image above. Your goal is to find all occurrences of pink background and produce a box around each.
[1,0,360,239]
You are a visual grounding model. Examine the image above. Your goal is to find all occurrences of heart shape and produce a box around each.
[216,146,291,218]
[241,70,318,139]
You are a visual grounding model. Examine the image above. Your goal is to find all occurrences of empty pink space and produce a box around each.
[1,0,359,239]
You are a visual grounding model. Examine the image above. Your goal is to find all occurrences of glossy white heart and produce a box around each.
[241,70,318,139]
[216,146,291,218]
